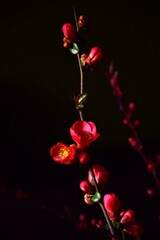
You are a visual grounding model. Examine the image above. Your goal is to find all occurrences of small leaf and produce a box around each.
[76,103,84,110]
[69,43,79,54]
[76,93,88,105]
[105,224,109,231]
[91,191,101,203]
[112,221,120,228]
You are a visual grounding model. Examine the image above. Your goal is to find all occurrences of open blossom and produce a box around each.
[70,120,100,150]
[50,142,77,164]
[88,164,109,190]
[62,23,77,42]
[103,193,121,221]
[85,47,103,66]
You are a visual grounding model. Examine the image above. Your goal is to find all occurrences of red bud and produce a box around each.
[80,180,93,194]
[79,152,90,164]
[86,47,103,66]
[62,23,77,42]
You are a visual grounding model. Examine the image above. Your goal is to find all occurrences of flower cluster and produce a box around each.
[50,120,100,165]
[62,19,103,69]
[50,9,145,240]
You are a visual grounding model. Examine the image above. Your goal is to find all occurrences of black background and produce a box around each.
[0,0,160,239]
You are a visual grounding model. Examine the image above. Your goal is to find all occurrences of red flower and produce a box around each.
[62,23,77,43]
[88,164,109,190]
[79,152,90,164]
[124,224,144,239]
[70,120,100,150]
[120,209,136,225]
[103,193,121,221]
[80,180,94,194]
[86,47,103,66]
[50,142,77,164]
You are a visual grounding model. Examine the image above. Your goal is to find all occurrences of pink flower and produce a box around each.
[103,193,121,221]
[50,142,77,164]
[86,47,103,66]
[70,120,100,150]
[88,164,109,190]
[62,23,77,42]
[120,209,136,225]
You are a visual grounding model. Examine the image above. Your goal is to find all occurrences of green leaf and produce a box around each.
[112,221,122,229]
[76,103,84,110]
[76,93,88,105]
[104,224,109,231]
[69,43,79,54]
[91,191,101,203]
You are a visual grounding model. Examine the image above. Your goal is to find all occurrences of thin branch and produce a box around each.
[88,165,119,239]
[107,65,160,194]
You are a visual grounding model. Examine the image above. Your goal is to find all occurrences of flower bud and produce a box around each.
[91,218,96,226]
[120,209,136,225]
[88,164,109,190]
[80,54,88,66]
[96,219,104,229]
[79,152,90,164]
[80,180,94,194]
[62,23,77,42]
[103,193,121,221]
[128,137,137,148]
[124,224,144,238]
[134,119,140,127]
[78,15,86,28]
[147,161,156,171]
[86,47,103,66]
[123,119,129,125]
[147,188,154,196]
[84,193,94,205]
[128,102,135,111]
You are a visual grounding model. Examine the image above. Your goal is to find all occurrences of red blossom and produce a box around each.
[134,119,140,127]
[62,23,77,43]
[85,47,103,66]
[124,224,144,239]
[88,164,109,190]
[80,180,94,194]
[147,161,156,171]
[76,213,88,229]
[70,120,100,150]
[50,142,77,164]
[147,188,154,196]
[79,152,90,164]
[120,209,136,225]
[103,193,121,221]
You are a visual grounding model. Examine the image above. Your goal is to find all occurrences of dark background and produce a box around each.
[0,0,160,239]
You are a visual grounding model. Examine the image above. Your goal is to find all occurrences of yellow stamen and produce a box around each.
[58,147,70,159]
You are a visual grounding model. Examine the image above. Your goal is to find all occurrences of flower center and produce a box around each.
[58,147,70,159]
[84,132,92,139]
